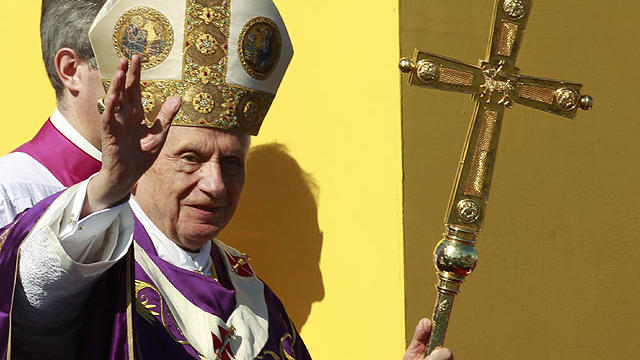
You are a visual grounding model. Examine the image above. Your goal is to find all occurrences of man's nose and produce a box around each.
[198,162,226,198]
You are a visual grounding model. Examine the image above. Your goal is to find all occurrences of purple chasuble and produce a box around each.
[0,121,309,358]
[1,120,105,359]
[13,119,101,187]
[0,195,58,360]
[0,192,133,360]
[131,216,312,359]
[0,198,311,359]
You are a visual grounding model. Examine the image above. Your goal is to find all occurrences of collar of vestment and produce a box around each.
[130,198,213,276]
[132,214,269,359]
[13,109,101,186]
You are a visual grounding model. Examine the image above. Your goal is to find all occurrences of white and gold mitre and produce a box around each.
[89,0,293,135]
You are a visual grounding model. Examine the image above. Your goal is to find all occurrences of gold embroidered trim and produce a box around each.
[135,279,190,345]
[279,333,296,360]
[0,212,24,254]
[256,318,299,360]
[0,225,11,253]
[141,91,155,113]
[195,33,219,55]
[113,6,174,70]
[193,92,215,113]
[126,250,135,360]
[256,351,280,360]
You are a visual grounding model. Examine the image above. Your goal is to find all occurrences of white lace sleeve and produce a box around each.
[11,179,134,359]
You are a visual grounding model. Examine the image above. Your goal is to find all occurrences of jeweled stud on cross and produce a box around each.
[399,57,415,73]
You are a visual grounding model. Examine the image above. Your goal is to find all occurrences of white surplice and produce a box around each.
[0,109,101,228]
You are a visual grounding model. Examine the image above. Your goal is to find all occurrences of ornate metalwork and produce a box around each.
[579,94,594,110]
[416,60,439,83]
[479,61,515,106]
[399,0,592,354]
[503,0,526,19]
[399,57,415,73]
[456,199,480,223]
[555,88,578,110]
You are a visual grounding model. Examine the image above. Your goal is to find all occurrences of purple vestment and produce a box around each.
[0,120,311,359]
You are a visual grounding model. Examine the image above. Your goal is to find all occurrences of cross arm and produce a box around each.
[486,0,533,70]
[399,50,483,95]
[512,75,591,119]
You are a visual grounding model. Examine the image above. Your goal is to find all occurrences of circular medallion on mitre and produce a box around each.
[238,17,282,80]
[113,7,174,70]
[236,91,262,125]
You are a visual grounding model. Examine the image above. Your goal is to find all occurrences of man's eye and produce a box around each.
[182,154,199,163]
[221,158,243,173]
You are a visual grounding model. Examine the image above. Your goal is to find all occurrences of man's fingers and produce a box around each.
[117,59,128,108]
[426,348,453,360]
[102,70,125,127]
[403,318,431,360]
[104,66,124,106]
[126,54,142,105]
[115,57,128,100]
[156,96,182,130]
[154,96,182,137]
[409,318,431,350]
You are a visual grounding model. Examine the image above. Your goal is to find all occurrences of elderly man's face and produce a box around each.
[134,126,250,251]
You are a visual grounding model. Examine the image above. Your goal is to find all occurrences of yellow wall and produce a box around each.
[401,0,640,359]
[0,1,407,359]
[222,1,406,358]
[0,3,56,152]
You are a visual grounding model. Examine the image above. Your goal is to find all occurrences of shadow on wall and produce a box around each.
[220,143,324,330]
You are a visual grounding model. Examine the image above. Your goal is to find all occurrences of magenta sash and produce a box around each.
[13,119,101,186]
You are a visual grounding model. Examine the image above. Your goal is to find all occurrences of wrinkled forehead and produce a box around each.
[165,126,251,156]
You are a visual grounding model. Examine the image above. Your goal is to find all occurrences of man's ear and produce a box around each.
[54,48,82,95]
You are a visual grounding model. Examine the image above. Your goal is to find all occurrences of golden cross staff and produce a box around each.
[398,0,593,354]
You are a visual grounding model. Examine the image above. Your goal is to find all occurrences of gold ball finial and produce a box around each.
[579,95,594,110]
[398,57,415,73]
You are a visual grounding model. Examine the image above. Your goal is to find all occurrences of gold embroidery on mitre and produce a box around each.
[195,33,218,55]
[238,16,282,80]
[105,0,277,135]
[141,91,155,113]
[113,7,174,70]
[192,92,215,113]
[199,7,220,24]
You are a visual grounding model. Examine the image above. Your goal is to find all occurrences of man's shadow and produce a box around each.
[220,143,324,329]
